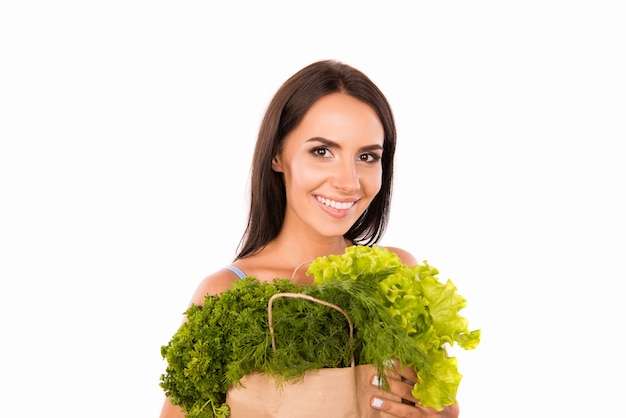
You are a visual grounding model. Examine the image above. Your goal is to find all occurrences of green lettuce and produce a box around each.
[307,245,480,409]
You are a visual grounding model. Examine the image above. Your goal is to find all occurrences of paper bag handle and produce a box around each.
[267,292,355,367]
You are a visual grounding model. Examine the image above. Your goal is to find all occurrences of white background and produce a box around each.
[1,1,624,417]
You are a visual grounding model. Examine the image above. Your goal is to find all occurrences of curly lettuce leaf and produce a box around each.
[308,245,481,411]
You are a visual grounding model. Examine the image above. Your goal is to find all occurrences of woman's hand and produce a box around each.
[369,361,459,418]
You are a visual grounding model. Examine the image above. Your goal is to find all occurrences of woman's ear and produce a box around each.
[272,155,283,172]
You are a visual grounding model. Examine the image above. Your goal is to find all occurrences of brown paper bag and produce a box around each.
[226,293,400,418]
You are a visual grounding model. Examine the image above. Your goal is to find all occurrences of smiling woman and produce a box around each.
[271,93,384,243]
[159,60,462,418]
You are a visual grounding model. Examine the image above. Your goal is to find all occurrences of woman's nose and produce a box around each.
[331,160,360,193]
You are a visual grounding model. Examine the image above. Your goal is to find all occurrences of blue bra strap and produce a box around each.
[223,265,247,279]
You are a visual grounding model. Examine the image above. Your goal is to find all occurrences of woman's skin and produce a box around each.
[159,93,459,418]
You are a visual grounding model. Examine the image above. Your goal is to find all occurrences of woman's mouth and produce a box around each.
[315,196,357,210]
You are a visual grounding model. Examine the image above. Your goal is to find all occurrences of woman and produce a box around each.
[160,60,460,418]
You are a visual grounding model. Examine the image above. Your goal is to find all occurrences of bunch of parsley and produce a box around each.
[160,245,480,417]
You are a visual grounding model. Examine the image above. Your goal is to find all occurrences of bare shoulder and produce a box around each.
[384,246,419,266]
[188,268,241,307]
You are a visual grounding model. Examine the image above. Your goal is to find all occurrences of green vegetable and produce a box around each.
[160,245,480,417]
[308,245,481,409]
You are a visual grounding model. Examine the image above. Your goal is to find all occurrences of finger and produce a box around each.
[384,367,415,385]
[371,374,418,406]
[371,395,455,418]
[441,403,460,418]
[389,358,418,385]
[370,394,432,417]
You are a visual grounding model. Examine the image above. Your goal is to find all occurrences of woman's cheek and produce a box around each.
[292,164,325,189]
[361,167,383,196]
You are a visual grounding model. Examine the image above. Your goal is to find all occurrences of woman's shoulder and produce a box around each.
[188,268,242,306]
[381,245,419,266]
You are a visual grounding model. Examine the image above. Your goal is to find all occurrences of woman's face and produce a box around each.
[272,92,384,240]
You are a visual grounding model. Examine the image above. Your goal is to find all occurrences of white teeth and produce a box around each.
[317,197,355,210]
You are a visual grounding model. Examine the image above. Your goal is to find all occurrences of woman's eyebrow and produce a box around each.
[360,144,384,153]
[305,137,338,147]
[305,137,384,152]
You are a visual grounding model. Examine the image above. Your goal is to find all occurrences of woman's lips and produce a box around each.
[315,195,359,218]
[316,196,356,210]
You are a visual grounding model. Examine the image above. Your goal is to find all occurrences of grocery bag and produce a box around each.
[226,292,400,417]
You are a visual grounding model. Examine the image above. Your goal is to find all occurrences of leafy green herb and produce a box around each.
[160,245,480,417]
[308,245,481,409]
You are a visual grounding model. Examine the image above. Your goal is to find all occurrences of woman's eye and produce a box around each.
[359,153,381,163]
[312,147,330,158]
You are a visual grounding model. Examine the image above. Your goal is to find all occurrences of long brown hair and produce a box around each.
[236,60,397,259]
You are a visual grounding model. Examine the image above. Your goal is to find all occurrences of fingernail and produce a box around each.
[371,397,384,409]
[371,375,383,388]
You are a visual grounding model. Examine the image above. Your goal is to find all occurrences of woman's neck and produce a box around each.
[236,233,353,284]
[269,231,352,262]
